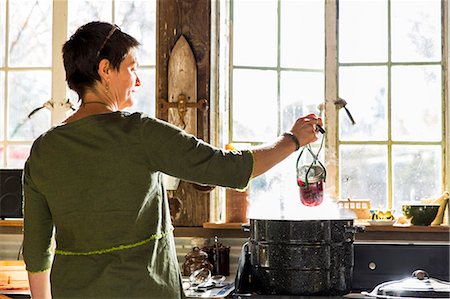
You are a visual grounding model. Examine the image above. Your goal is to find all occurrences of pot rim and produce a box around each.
[249,217,355,221]
[402,203,440,207]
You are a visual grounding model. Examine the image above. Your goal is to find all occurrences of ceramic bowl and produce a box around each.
[401,204,440,226]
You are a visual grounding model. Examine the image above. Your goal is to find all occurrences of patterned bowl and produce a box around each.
[402,204,440,226]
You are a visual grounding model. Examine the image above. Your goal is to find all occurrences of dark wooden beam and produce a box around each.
[156,0,211,226]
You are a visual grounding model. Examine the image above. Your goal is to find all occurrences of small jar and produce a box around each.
[297,164,325,206]
[182,247,213,276]
[202,243,230,276]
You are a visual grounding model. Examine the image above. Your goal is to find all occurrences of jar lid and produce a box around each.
[362,270,450,298]
[297,164,325,184]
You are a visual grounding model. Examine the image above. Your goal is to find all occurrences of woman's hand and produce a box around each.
[250,113,323,178]
[289,113,322,148]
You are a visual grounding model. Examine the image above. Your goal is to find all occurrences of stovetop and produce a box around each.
[232,292,367,298]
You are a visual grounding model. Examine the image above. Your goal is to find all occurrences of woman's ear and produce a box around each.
[97,58,111,81]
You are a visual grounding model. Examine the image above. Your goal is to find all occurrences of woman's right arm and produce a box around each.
[23,160,54,298]
[251,114,322,178]
[28,271,52,299]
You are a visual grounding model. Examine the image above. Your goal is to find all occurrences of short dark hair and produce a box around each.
[62,21,140,98]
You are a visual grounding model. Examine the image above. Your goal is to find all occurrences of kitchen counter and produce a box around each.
[2,219,449,242]
[173,222,450,242]
[0,261,30,299]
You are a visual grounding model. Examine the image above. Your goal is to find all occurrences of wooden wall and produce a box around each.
[156,0,212,226]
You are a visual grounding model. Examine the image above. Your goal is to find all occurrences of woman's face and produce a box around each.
[108,49,141,109]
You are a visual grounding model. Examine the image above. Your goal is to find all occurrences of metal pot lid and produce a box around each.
[297,164,325,183]
[362,270,450,298]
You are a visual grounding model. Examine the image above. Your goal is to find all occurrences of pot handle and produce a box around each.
[241,223,250,232]
[345,225,365,233]
[412,270,430,280]
[355,225,366,233]
[344,225,365,242]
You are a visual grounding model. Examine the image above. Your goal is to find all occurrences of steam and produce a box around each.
[247,182,356,221]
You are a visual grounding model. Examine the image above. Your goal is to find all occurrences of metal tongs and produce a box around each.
[316,97,355,131]
[335,98,356,125]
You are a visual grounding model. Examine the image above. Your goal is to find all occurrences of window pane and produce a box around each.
[232,69,277,141]
[280,0,324,69]
[339,0,388,63]
[340,145,387,209]
[8,71,51,140]
[0,0,5,67]
[249,153,299,219]
[280,71,324,133]
[391,0,441,62]
[9,0,52,67]
[339,66,388,141]
[115,0,156,66]
[124,68,155,117]
[68,0,112,34]
[391,65,441,141]
[233,0,277,67]
[7,145,31,169]
[393,145,442,207]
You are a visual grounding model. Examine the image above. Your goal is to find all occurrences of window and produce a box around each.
[338,0,444,209]
[0,0,156,169]
[221,0,448,216]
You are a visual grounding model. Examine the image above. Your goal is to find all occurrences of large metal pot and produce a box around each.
[236,218,359,296]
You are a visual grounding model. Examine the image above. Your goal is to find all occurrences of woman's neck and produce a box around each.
[61,97,116,125]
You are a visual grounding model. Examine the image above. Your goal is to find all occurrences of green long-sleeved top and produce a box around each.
[23,111,253,298]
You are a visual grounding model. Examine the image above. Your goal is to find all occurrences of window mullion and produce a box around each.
[51,0,69,126]
[2,0,9,166]
[277,0,281,135]
[324,0,339,200]
[444,0,449,196]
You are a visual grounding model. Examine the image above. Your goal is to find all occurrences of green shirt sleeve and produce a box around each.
[140,117,253,190]
[22,159,54,273]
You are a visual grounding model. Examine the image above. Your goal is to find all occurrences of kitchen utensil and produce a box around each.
[189,268,212,285]
[421,191,449,225]
[402,204,440,226]
[182,247,213,276]
[235,218,362,296]
[335,98,356,125]
[362,270,450,298]
[201,237,231,276]
[297,163,325,206]
[296,136,326,206]
[210,275,226,286]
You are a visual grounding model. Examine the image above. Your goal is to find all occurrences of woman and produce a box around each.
[23,21,322,299]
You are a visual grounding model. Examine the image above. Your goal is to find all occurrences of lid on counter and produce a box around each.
[362,270,450,298]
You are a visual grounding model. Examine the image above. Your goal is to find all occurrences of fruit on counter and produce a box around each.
[396,216,410,225]
[421,191,449,226]
[370,209,395,220]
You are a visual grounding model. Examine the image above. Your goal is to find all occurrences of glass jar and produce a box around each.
[297,164,326,206]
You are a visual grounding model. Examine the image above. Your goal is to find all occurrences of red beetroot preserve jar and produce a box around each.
[297,164,325,206]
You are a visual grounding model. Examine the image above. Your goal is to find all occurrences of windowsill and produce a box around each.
[2,219,449,242]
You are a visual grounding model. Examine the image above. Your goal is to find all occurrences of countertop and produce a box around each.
[2,219,449,242]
